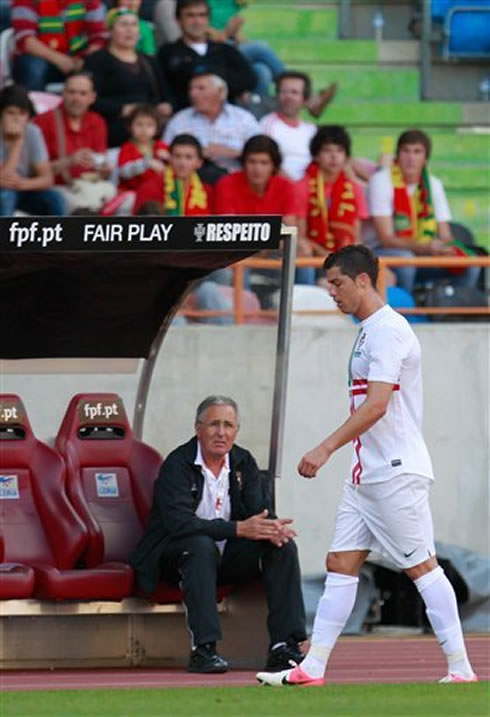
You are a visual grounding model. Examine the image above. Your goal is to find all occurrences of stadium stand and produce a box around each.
[0,394,133,600]
[239,0,489,256]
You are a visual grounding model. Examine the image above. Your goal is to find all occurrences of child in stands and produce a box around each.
[133,133,212,214]
[118,104,169,193]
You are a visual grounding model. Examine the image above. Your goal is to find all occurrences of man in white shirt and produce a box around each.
[131,395,306,675]
[257,245,477,688]
[163,72,260,172]
[259,71,317,181]
[367,128,479,292]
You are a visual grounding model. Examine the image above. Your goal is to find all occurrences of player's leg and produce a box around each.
[403,482,476,682]
[360,475,477,682]
[407,559,476,682]
[257,483,372,686]
[299,549,369,678]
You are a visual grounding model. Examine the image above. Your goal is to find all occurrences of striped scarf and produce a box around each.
[163,166,209,216]
[38,0,88,54]
[391,162,437,243]
[306,161,357,251]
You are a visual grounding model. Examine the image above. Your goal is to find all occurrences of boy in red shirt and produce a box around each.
[215,134,315,286]
[133,133,212,215]
[299,125,368,256]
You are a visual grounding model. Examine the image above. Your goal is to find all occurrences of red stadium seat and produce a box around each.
[0,394,132,600]
[55,394,163,572]
[0,531,35,600]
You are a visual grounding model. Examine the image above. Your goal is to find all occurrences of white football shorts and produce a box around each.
[329,474,436,569]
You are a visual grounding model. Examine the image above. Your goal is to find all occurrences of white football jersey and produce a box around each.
[348,305,434,484]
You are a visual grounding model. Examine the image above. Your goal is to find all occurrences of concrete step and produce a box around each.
[350,130,490,163]
[266,37,377,63]
[242,6,337,40]
[316,101,473,127]
[446,190,489,250]
[303,64,419,102]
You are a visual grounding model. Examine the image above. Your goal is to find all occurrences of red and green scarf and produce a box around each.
[391,162,437,243]
[306,162,357,251]
[392,162,475,272]
[163,166,209,216]
[38,0,88,54]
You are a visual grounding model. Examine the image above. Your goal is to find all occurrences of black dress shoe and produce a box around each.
[187,643,229,673]
[265,639,304,671]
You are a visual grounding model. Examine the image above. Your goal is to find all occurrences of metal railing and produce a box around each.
[177,255,490,324]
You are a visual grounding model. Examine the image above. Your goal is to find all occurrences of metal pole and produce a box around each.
[132,284,194,438]
[268,225,297,485]
[421,0,432,100]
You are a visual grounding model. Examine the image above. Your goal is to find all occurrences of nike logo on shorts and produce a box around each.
[403,549,417,558]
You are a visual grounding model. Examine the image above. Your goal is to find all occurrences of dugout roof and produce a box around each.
[0,216,282,360]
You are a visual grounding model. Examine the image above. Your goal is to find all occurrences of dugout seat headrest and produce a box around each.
[0,394,33,442]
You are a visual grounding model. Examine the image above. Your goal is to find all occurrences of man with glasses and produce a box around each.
[131,395,306,674]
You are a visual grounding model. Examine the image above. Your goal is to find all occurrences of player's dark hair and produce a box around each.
[310,125,351,159]
[241,134,282,172]
[176,0,209,19]
[170,133,203,159]
[324,245,379,287]
[396,129,431,160]
[276,71,312,100]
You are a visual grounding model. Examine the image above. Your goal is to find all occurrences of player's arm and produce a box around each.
[298,381,394,478]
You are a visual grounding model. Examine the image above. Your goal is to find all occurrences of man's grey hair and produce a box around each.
[193,73,228,101]
[195,395,240,425]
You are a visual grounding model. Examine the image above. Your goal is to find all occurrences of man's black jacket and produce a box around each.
[130,436,271,593]
[157,39,257,110]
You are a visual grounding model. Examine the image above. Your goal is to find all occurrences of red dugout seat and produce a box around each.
[0,530,35,600]
[55,394,163,573]
[0,394,132,600]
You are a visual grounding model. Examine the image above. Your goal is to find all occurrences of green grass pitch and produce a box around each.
[2,682,488,717]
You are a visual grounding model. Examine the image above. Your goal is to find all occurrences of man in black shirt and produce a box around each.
[157,0,257,110]
[131,395,306,674]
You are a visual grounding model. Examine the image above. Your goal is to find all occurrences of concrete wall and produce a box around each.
[1,323,488,575]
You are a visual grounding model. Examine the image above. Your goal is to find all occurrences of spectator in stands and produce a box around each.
[118,104,169,193]
[163,72,259,172]
[157,0,257,111]
[134,132,209,213]
[34,70,115,212]
[260,71,317,182]
[298,125,368,256]
[131,395,306,674]
[115,0,156,54]
[215,134,315,287]
[206,0,285,100]
[11,0,107,91]
[84,7,172,147]
[135,134,237,324]
[367,128,480,292]
[0,84,65,216]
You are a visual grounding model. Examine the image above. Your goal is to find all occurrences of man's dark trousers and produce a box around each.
[159,535,306,646]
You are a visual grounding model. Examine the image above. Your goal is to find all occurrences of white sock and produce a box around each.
[300,572,359,679]
[414,566,475,678]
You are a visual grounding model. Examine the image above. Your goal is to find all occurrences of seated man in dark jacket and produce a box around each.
[157,0,257,110]
[131,394,306,674]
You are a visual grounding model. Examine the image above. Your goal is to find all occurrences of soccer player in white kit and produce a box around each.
[257,245,477,687]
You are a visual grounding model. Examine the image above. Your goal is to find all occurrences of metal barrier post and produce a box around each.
[268,226,297,487]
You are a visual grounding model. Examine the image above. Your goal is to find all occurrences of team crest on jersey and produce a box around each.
[354,332,367,356]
